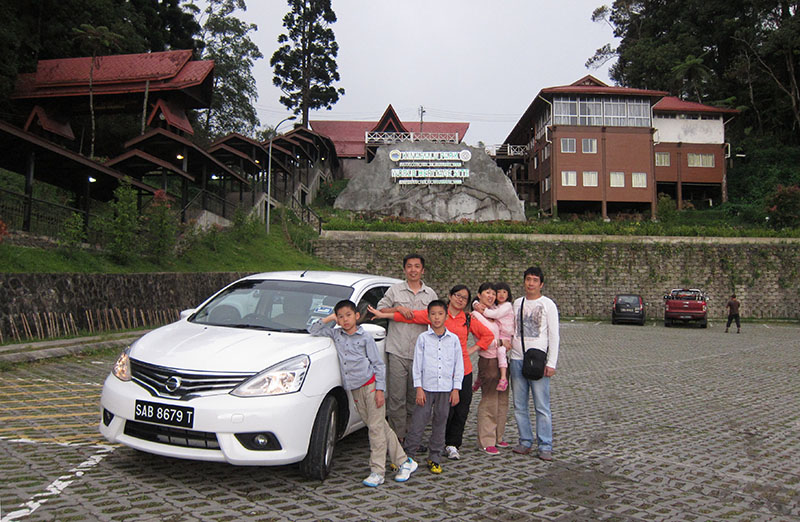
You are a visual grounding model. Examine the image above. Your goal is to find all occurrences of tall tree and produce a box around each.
[270,0,345,127]
[196,0,262,139]
[72,24,123,158]
[587,0,799,143]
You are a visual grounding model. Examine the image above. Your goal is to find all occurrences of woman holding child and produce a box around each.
[471,282,514,454]
[369,284,494,464]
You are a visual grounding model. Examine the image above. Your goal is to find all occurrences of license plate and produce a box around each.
[134,400,194,428]
[620,308,633,312]
[679,315,692,319]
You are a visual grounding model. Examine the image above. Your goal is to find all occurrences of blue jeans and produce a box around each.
[509,358,552,452]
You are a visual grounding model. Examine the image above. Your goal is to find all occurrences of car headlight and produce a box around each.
[112,346,132,381]
[231,355,310,397]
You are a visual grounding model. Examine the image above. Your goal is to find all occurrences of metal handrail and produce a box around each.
[365,131,460,144]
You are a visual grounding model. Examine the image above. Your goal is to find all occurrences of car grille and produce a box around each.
[124,420,220,450]
[131,358,255,400]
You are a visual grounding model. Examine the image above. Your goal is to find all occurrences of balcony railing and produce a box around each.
[365,132,460,144]
[485,144,528,157]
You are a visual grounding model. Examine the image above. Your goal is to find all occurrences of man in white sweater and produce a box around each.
[509,266,559,461]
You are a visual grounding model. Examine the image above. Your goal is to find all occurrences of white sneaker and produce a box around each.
[445,445,460,460]
[394,458,418,482]
[362,472,384,487]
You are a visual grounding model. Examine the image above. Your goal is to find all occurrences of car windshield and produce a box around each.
[190,279,354,332]
[617,295,639,306]
[673,290,701,300]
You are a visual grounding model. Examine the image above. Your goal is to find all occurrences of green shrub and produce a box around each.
[656,193,677,222]
[231,207,261,240]
[766,185,800,229]
[101,181,140,264]
[316,179,349,207]
[141,190,178,262]
[58,212,87,253]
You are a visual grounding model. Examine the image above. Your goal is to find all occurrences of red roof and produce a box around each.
[24,105,75,140]
[34,50,192,86]
[654,96,738,115]
[540,75,667,98]
[311,119,469,158]
[12,50,214,108]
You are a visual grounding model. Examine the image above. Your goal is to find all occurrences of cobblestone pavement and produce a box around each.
[1,321,799,521]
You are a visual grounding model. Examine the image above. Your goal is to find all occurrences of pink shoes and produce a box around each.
[483,446,499,455]
[472,378,482,392]
[496,378,508,391]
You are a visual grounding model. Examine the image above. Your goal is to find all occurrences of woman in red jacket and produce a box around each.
[369,284,494,460]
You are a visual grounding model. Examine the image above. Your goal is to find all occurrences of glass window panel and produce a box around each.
[582,171,598,187]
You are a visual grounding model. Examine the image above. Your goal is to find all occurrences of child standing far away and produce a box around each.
[402,300,464,474]
[308,300,417,487]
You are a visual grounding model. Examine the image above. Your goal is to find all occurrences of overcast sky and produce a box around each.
[238,1,618,146]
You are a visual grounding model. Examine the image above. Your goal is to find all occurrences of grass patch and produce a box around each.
[0,221,339,274]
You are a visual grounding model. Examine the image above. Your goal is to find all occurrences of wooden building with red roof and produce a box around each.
[310,104,469,178]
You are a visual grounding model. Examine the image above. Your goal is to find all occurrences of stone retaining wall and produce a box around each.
[0,272,248,341]
[1,233,797,341]
[313,232,800,321]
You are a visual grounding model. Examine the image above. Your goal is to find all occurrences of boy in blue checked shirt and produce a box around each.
[309,300,417,487]
[402,300,464,474]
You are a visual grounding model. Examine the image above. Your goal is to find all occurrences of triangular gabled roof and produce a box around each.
[570,75,608,88]
[24,105,75,140]
[369,104,409,133]
[147,98,194,135]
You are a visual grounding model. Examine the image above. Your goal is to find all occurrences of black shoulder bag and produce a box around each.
[520,301,548,380]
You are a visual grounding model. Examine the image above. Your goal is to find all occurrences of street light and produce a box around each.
[266,116,296,234]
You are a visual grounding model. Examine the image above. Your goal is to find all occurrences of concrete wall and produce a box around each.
[312,232,800,321]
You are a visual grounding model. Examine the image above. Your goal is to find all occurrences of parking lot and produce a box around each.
[1,320,799,521]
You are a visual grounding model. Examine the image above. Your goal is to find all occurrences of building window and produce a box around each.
[604,98,627,126]
[655,152,670,166]
[610,171,625,187]
[561,138,576,153]
[688,153,715,167]
[543,144,550,159]
[553,96,578,125]
[632,172,647,188]
[579,97,603,126]
[533,156,538,169]
[543,176,551,192]
[628,99,651,127]
[582,138,597,154]
[561,171,577,186]
[583,171,598,187]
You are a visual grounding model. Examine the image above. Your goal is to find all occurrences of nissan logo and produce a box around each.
[165,376,182,393]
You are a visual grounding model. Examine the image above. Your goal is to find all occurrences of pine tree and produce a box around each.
[270,0,345,127]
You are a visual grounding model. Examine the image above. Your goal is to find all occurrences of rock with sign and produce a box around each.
[334,142,524,222]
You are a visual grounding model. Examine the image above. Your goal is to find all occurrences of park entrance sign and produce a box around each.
[335,142,524,222]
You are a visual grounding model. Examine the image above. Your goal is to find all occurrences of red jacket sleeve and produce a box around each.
[393,309,430,325]
[470,316,495,350]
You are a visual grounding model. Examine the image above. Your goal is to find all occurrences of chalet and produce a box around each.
[310,104,469,178]
[502,76,736,218]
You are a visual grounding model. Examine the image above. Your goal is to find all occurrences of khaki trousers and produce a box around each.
[386,353,416,440]
[352,380,407,475]
[476,356,510,449]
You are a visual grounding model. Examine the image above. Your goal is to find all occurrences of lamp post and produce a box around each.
[266,116,296,234]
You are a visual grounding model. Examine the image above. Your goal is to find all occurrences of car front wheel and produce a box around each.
[299,395,338,481]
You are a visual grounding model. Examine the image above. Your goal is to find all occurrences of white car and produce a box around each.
[100,271,400,480]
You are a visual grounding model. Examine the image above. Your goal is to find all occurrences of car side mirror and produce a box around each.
[663,295,670,300]
[180,308,196,320]
[360,322,386,342]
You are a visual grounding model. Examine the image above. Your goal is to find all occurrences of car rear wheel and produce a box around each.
[299,395,338,481]
[664,318,671,327]
[700,318,708,328]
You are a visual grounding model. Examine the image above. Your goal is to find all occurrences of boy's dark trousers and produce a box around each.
[403,390,451,464]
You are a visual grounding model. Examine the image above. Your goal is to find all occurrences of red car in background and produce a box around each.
[663,288,708,328]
